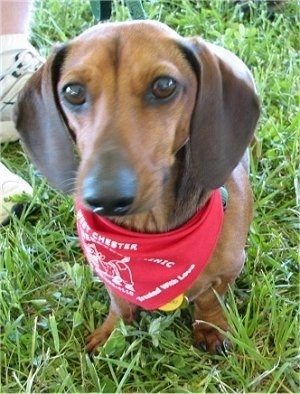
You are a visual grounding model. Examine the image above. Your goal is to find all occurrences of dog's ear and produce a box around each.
[13,45,78,194]
[179,38,260,189]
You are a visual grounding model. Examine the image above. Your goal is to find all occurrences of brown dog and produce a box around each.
[14,20,259,354]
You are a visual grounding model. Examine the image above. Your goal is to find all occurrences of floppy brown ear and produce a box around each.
[13,46,78,194]
[180,38,260,189]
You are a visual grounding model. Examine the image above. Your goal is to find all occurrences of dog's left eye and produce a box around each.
[152,77,177,99]
[62,83,86,106]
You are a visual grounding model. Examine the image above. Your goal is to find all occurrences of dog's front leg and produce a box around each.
[192,280,232,354]
[86,291,137,353]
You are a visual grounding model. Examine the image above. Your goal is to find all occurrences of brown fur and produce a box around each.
[14,20,259,354]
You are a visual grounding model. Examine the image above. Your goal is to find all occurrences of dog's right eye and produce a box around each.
[152,77,177,100]
[62,84,86,106]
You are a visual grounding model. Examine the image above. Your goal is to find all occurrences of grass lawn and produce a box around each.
[0,0,299,392]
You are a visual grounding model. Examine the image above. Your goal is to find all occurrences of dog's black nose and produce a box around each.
[82,155,137,217]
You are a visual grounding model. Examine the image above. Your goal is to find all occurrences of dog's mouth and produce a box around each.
[82,186,163,218]
[81,183,137,217]
[88,197,135,217]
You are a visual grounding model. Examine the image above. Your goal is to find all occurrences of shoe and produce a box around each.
[0,34,42,223]
[0,162,33,225]
[0,34,44,143]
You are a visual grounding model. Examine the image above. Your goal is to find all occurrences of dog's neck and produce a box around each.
[112,144,211,233]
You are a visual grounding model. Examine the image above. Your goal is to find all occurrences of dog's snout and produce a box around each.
[82,157,137,216]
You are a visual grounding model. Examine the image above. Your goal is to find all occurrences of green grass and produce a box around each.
[1,0,299,392]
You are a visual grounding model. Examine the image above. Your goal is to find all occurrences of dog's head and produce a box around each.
[14,20,259,216]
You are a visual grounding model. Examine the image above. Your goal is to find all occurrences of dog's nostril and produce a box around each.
[112,197,134,214]
[92,206,105,214]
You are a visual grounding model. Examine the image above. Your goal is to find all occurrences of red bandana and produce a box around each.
[76,190,224,310]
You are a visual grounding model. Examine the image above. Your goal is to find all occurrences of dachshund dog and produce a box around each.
[14,20,259,354]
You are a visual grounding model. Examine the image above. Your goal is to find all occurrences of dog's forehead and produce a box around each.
[68,20,183,60]
[62,21,190,77]
[78,20,180,42]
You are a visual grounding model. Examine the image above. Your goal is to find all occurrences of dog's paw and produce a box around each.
[85,327,112,354]
[193,321,231,354]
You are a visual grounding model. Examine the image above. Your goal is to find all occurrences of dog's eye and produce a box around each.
[152,77,177,99]
[63,83,86,106]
